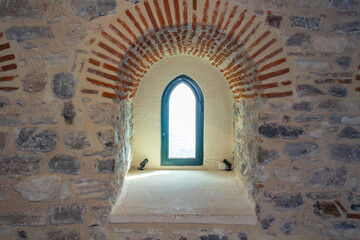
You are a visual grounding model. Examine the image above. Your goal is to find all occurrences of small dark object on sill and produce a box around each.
[223,159,232,171]
[138,158,149,170]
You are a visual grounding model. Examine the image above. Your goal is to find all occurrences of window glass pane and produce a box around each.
[168,83,196,158]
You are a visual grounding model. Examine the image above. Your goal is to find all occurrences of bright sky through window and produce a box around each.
[168,83,196,158]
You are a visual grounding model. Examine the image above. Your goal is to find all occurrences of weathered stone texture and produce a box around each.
[73,178,111,200]
[290,16,321,31]
[328,86,348,97]
[266,15,282,28]
[259,123,304,139]
[335,56,352,70]
[318,99,347,112]
[71,0,117,20]
[0,183,10,201]
[275,168,302,183]
[0,113,24,126]
[14,175,61,201]
[49,203,86,225]
[306,167,347,188]
[314,201,341,218]
[0,153,42,175]
[5,26,54,42]
[258,148,279,165]
[292,102,313,112]
[62,100,76,125]
[297,84,324,97]
[90,231,107,240]
[312,36,355,53]
[260,215,275,230]
[284,142,319,159]
[328,144,360,163]
[22,72,47,93]
[64,131,90,149]
[0,208,46,226]
[286,32,311,48]
[329,115,360,125]
[295,59,329,71]
[332,21,360,35]
[97,129,115,149]
[83,149,113,158]
[336,127,360,139]
[27,101,59,125]
[272,193,304,210]
[0,0,43,19]
[97,158,115,173]
[305,192,342,200]
[34,52,68,66]
[60,182,71,200]
[0,97,10,108]
[16,128,58,152]
[87,102,115,126]
[0,132,5,150]
[52,73,79,99]
[45,229,80,240]
[48,154,81,175]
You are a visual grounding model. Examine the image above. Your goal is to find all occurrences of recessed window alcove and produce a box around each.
[110,55,256,225]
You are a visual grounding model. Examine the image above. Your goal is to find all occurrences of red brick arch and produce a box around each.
[0,32,18,92]
[79,0,292,101]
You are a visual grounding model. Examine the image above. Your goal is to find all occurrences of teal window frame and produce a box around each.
[161,75,204,166]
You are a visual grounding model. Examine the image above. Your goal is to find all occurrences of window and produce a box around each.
[161,75,204,166]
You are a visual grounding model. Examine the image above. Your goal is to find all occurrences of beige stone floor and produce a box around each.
[110,170,257,225]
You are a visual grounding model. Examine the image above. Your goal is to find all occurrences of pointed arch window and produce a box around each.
[161,75,204,166]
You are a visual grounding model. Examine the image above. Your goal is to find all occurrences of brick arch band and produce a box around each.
[79,0,293,101]
[0,32,18,92]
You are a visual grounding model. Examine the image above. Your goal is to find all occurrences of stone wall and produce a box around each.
[0,0,360,239]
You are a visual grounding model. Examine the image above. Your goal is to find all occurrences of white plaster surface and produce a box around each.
[132,55,233,169]
[111,170,256,225]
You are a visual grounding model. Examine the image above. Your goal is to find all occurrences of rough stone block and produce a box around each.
[295,59,329,71]
[335,56,352,70]
[336,127,360,139]
[16,128,58,152]
[5,26,54,42]
[87,102,115,126]
[237,232,248,240]
[60,182,71,200]
[286,32,311,48]
[22,72,47,93]
[92,206,111,226]
[0,97,10,108]
[0,208,46,226]
[260,215,275,229]
[328,86,348,97]
[0,113,25,126]
[90,231,107,240]
[52,73,79,99]
[73,178,111,200]
[280,222,293,235]
[312,35,355,53]
[313,201,341,218]
[284,142,319,159]
[332,222,357,234]
[297,84,324,97]
[259,123,304,139]
[256,166,269,182]
[71,0,117,20]
[83,150,113,158]
[0,153,43,175]
[305,192,342,200]
[266,15,282,28]
[292,102,313,112]
[350,204,360,211]
[0,183,10,201]
[0,132,6,150]
[14,175,61,202]
[0,0,43,19]
[62,100,76,125]
[332,0,357,9]
[27,101,59,125]
[49,203,86,225]
[34,52,67,66]
[328,144,360,163]
[258,147,280,165]
[332,21,360,35]
[97,129,115,149]
[318,99,347,112]
[275,168,301,183]
[306,167,347,188]
[48,154,81,175]
[97,158,115,173]
[309,128,324,139]
[64,131,90,149]
[290,16,321,31]
[199,234,228,240]
[45,229,80,240]
[272,193,304,210]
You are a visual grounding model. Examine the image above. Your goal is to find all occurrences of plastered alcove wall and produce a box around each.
[132,55,233,169]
